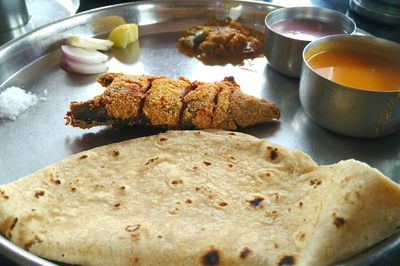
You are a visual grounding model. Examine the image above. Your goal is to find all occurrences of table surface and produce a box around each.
[81,0,400,43]
[1,0,399,265]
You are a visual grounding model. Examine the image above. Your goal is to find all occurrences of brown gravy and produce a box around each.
[177,18,264,65]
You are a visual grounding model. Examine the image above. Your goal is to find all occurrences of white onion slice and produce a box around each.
[67,35,113,51]
[61,58,108,74]
[61,45,108,64]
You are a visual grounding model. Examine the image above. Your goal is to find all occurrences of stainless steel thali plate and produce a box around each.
[0,0,399,265]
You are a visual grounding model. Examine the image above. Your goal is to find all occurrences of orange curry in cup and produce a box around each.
[307,50,400,91]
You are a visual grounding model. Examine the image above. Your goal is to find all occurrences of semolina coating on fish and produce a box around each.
[66,73,280,130]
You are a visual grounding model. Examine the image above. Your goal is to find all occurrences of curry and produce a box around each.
[177,18,264,64]
[307,50,400,91]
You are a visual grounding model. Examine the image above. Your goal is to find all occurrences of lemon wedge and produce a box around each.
[109,23,139,48]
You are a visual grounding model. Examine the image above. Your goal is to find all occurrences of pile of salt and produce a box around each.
[0,86,38,120]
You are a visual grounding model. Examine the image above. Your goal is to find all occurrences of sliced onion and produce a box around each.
[61,45,108,64]
[61,58,108,74]
[67,35,113,51]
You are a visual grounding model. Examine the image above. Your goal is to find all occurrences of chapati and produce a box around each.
[0,130,399,266]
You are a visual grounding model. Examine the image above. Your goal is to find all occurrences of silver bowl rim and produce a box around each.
[264,6,357,43]
[302,34,400,93]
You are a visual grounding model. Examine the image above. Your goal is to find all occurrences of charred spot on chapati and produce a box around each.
[79,155,88,160]
[203,160,212,166]
[218,201,228,207]
[34,190,45,198]
[170,179,183,186]
[267,146,279,160]
[125,224,141,232]
[247,196,265,208]
[24,235,43,251]
[186,199,193,204]
[200,247,222,266]
[145,156,159,165]
[333,213,346,228]
[0,190,9,200]
[278,255,295,266]
[239,247,252,259]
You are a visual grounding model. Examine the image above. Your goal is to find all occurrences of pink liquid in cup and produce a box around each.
[270,18,346,41]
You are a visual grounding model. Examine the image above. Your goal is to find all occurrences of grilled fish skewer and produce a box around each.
[66,73,280,130]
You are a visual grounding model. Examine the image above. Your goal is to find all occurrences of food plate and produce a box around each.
[0,0,399,265]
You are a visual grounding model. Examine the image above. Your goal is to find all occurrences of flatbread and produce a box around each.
[0,130,399,266]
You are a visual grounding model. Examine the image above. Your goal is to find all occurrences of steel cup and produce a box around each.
[0,0,30,33]
[299,34,400,138]
[264,7,356,78]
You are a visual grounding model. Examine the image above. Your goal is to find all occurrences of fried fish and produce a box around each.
[65,73,280,130]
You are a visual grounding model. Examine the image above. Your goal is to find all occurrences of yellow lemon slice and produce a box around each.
[108,23,139,48]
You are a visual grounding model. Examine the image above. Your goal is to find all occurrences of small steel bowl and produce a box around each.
[299,34,400,138]
[264,7,356,78]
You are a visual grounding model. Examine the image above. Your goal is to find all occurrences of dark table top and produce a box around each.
[268,0,399,43]
[78,0,400,43]
[303,0,400,43]
[1,0,399,265]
